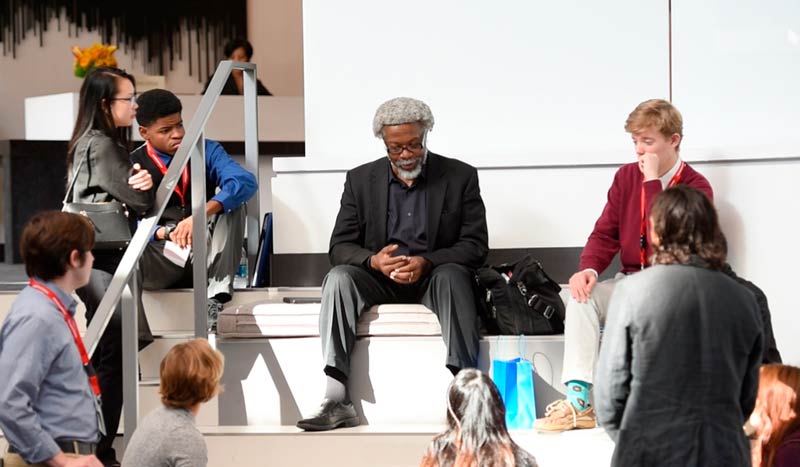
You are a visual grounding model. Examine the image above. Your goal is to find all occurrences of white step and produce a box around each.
[0,288,320,334]
[1,426,615,467]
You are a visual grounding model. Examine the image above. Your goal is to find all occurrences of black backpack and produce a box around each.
[475,255,565,335]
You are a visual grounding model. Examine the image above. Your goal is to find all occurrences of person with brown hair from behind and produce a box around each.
[121,339,224,467]
[420,369,537,467]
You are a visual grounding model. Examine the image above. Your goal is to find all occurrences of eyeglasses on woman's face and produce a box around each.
[110,94,137,104]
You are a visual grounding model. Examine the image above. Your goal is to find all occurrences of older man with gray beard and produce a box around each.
[296,97,489,431]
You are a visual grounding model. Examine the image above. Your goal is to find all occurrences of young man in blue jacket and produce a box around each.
[132,89,257,332]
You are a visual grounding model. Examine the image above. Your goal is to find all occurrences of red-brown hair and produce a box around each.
[752,364,800,467]
[160,339,224,410]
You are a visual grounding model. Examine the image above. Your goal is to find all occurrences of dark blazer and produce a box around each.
[329,152,488,270]
[70,130,154,216]
[596,261,763,467]
[722,264,782,363]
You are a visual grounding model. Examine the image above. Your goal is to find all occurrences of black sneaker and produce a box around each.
[207,298,223,333]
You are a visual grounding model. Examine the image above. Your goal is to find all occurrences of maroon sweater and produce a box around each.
[579,161,713,274]
[775,427,800,467]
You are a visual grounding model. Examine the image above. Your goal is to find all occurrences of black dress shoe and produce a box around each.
[296,399,360,431]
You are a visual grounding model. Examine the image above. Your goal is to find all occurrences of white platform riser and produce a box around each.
[218,335,565,427]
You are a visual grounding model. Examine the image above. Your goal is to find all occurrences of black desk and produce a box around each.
[1,140,69,263]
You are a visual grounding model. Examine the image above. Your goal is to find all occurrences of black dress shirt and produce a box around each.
[386,166,427,256]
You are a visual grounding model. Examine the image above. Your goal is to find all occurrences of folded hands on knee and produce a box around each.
[369,244,432,284]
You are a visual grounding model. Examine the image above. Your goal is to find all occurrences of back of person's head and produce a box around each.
[20,211,94,281]
[650,185,726,269]
[224,38,254,60]
[625,99,683,148]
[421,369,535,467]
[160,339,224,410]
[135,88,183,127]
[68,67,136,163]
[752,364,800,467]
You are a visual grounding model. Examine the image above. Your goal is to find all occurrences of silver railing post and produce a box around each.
[121,273,139,448]
[243,62,260,277]
[191,133,208,338]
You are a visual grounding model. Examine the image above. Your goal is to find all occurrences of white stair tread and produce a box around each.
[195,424,447,436]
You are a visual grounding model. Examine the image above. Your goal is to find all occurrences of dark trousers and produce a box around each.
[75,250,153,464]
[138,206,245,301]
[320,263,481,378]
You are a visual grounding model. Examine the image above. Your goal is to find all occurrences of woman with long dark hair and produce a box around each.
[420,369,537,467]
[595,185,763,467]
[67,66,155,467]
[750,364,800,467]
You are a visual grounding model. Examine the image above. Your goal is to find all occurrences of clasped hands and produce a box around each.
[369,244,431,284]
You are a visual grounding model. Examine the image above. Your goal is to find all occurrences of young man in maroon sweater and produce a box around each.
[534,99,714,432]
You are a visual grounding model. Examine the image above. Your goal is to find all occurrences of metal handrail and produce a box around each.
[82,60,261,444]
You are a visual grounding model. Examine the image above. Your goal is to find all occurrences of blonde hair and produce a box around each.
[625,99,683,149]
[160,339,224,409]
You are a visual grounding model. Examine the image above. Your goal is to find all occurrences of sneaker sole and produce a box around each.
[533,419,597,433]
[296,416,360,432]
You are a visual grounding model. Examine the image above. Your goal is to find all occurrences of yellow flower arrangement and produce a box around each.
[72,43,118,78]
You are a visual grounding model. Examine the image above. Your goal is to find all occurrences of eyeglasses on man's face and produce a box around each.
[385,142,426,156]
[385,131,428,156]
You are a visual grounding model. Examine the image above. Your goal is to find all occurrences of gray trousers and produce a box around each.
[140,206,245,300]
[320,263,481,377]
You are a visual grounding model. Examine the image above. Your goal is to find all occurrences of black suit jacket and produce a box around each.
[329,152,488,270]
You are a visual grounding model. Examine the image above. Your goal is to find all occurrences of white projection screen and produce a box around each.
[282,0,670,171]
[672,0,800,161]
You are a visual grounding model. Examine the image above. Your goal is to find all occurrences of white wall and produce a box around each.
[297,0,669,170]
[248,0,304,96]
[0,15,204,140]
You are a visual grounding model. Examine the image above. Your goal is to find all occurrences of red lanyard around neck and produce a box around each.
[28,279,101,397]
[145,141,189,207]
[639,161,686,269]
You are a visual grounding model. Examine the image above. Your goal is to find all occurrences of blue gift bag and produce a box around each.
[492,357,537,430]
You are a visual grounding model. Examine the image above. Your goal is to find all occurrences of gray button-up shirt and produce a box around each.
[0,280,99,464]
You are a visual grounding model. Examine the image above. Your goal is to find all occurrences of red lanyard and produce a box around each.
[146,141,189,207]
[639,161,686,269]
[29,279,101,397]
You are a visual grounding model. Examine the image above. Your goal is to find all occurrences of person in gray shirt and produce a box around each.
[0,211,103,467]
[122,339,223,467]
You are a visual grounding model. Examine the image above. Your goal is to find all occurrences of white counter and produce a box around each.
[25,93,304,143]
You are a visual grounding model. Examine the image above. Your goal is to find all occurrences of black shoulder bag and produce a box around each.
[476,254,565,335]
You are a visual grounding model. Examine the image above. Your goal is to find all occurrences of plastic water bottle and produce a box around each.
[234,247,248,289]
